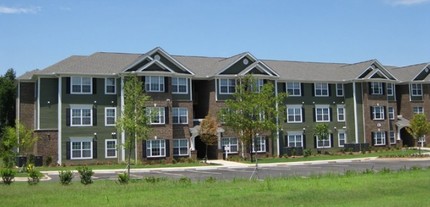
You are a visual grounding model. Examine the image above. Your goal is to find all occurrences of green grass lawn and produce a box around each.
[251,149,425,164]
[1,167,429,207]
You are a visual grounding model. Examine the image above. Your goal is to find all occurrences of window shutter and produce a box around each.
[142,141,147,158]
[93,140,97,159]
[382,83,385,95]
[330,107,333,122]
[370,106,374,120]
[314,136,317,149]
[302,108,305,123]
[66,77,71,94]
[311,83,315,96]
[368,83,372,94]
[164,107,169,124]
[141,76,146,91]
[301,83,304,96]
[165,140,170,157]
[328,84,331,96]
[371,132,375,146]
[93,78,97,94]
[164,77,169,93]
[302,134,306,149]
[313,107,316,122]
[93,108,97,126]
[66,108,71,126]
[383,106,386,120]
[330,134,334,148]
[66,141,71,160]
[265,137,270,153]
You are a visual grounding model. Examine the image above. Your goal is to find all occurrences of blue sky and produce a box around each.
[1,0,429,76]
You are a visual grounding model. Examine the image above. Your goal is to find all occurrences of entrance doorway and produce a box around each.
[400,128,415,147]
[195,136,218,160]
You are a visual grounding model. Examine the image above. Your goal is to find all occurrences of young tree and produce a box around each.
[314,123,330,154]
[0,68,16,133]
[406,113,430,155]
[116,75,152,176]
[199,114,218,163]
[219,75,287,159]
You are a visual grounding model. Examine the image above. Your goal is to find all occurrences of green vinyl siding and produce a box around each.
[150,52,187,74]
[39,78,58,129]
[220,57,255,74]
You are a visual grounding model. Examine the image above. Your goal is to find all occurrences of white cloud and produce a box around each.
[385,0,430,5]
[0,6,41,14]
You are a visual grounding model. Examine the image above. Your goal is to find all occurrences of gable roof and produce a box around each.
[389,63,430,82]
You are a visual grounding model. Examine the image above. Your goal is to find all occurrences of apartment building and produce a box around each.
[16,47,429,165]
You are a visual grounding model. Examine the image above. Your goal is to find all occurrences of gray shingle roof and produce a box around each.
[389,63,429,82]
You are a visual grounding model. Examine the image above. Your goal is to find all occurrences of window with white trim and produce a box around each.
[287,105,302,123]
[287,132,303,147]
[147,107,165,124]
[252,136,266,153]
[172,107,188,124]
[370,82,383,95]
[372,106,385,120]
[172,77,188,94]
[105,107,116,126]
[146,139,166,157]
[252,79,264,92]
[337,105,345,122]
[70,138,93,160]
[413,106,424,114]
[316,135,331,148]
[388,107,395,120]
[71,105,92,126]
[219,78,236,94]
[336,83,344,97]
[173,139,189,156]
[105,78,116,94]
[315,105,330,122]
[105,139,117,158]
[338,131,346,147]
[410,83,423,96]
[221,137,238,154]
[71,77,92,94]
[387,83,394,96]
[373,131,386,146]
[145,76,165,92]
[314,83,329,97]
[389,131,396,145]
[286,82,301,96]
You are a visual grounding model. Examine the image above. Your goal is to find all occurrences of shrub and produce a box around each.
[27,164,43,185]
[144,176,167,184]
[45,156,53,166]
[205,176,216,183]
[77,166,94,185]
[178,177,191,185]
[1,168,16,185]
[117,173,129,184]
[58,170,74,185]
[379,167,391,174]
[303,149,312,157]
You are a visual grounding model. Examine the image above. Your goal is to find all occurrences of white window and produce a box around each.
[221,137,238,154]
[388,107,395,120]
[219,78,236,94]
[338,131,346,147]
[71,77,92,94]
[172,107,188,124]
[387,83,394,96]
[105,107,116,126]
[413,106,424,114]
[286,82,301,96]
[105,139,117,158]
[147,107,165,124]
[287,105,302,123]
[337,105,345,122]
[389,131,396,145]
[173,139,189,156]
[315,105,330,122]
[252,79,264,92]
[70,138,93,160]
[336,83,344,97]
[145,76,165,92]
[410,83,423,96]
[373,132,386,146]
[316,135,331,148]
[372,106,385,120]
[370,82,383,95]
[146,139,166,157]
[172,77,188,94]
[71,105,92,126]
[252,136,266,153]
[314,83,329,97]
[287,132,303,147]
[105,78,116,94]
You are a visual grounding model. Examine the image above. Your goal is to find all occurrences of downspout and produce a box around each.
[275,80,280,156]
[120,76,125,162]
[37,77,40,130]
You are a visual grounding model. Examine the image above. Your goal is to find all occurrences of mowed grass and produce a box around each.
[1,168,430,207]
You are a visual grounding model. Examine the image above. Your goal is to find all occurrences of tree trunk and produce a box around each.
[205,144,208,164]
